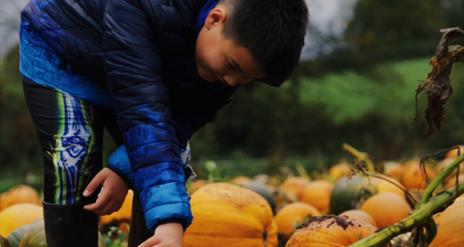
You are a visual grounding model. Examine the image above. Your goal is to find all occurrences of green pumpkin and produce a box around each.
[242,181,276,213]
[18,227,46,247]
[329,175,376,214]
[0,236,9,247]
[8,220,106,247]
[7,221,43,247]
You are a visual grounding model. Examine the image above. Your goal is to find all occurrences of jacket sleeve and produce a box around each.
[102,0,192,231]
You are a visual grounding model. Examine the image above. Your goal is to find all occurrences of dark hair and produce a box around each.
[222,0,309,87]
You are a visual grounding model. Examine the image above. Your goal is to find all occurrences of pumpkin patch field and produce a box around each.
[0,146,463,247]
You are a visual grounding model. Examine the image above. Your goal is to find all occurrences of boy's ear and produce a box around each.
[204,7,228,30]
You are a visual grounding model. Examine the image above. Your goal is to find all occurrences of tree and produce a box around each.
[344,0,446,60]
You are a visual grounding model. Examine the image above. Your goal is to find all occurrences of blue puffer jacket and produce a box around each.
[21,0,236,231]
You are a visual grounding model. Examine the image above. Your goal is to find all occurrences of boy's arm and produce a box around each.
[102,0,192,231]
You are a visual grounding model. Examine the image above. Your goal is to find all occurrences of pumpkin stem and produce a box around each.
[420,153,464,205]
[342,143,376,173]
[296,164,311,180]
[342,143,417,206]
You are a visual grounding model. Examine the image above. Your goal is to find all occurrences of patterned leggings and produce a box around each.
[22,77,123,205]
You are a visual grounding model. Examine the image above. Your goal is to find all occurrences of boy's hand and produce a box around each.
[138,223,184,247]
[83,168,128,215]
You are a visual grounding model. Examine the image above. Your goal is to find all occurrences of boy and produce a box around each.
[19,0,308,246]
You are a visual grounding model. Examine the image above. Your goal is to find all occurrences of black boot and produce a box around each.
[43,201,99,247]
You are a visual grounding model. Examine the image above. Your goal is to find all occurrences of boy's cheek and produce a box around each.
[196,63,215,82]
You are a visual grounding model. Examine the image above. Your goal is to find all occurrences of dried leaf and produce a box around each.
[415,27,464,135]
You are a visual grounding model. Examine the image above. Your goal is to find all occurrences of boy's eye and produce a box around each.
[227,58,238,72]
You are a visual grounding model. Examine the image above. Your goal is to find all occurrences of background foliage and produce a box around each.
[1,0,463,184]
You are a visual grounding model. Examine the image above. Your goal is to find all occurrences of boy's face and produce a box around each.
[195,6,266,87]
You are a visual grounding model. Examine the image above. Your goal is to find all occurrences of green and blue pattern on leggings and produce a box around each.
[48,93,95,205]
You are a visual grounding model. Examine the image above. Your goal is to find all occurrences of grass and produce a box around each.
[299,57,432,123]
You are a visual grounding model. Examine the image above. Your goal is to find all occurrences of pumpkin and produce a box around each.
[437,158,464,179]
[0,236,9,247]
[0,204,43,238]
[188,179,207,194]
[445,145,464,159]
[429,197,464,247]
[230,176,252,186]
[285,215,377,247]
[278,177,309,201]
[370,175,405,197]
[436,158,458,173]
[254,174,271,185]
[329,162,352,180]
[383,161,404,181]
[6,220,43,247]
[339,210,377,226]
[184,183,277,247]
[361,192,411,228]
[444,173,464,189]
[329,175,376,214]
[0,185,41,211]
[402,160,436,189]
[18,225,46,247]
[100,190,133,225]
[242,181,276,213]
[274,202,320,238]
[8,220,105,247]
[299,180,333,213]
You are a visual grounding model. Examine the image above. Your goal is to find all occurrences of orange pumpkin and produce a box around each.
[100,190,133,225]
[230,176,252,186]
[361,192,411,228]
[329,162,352,180]
[437,158,464,178]
[430,197,464,247]
[383,161,404,181]
[0,185,41,211]
[339,210,377,226]
[299,180,333,213]
[402,160,436,189]
[0,203,43,238]
[274,202,320,238]
[444,174,464,189]
[445,145,464,159]
[279,177,309,201]
[184,183,277,247]
[371,175,405,197]
[285,215,377,247]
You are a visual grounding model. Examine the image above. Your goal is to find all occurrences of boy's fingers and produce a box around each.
[104,198,125,215]
[98,203,117,216]
[83,188,111,212]
[109,201,123,214]
[83,171,106,197]
[138,236,161,247]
